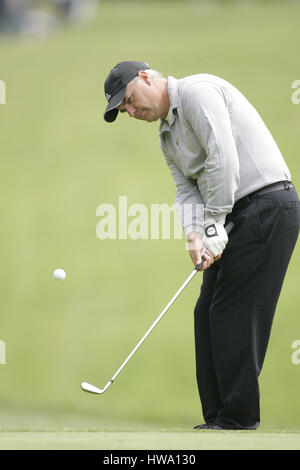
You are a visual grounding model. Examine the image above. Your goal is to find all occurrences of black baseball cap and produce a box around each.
[104,61,149,122]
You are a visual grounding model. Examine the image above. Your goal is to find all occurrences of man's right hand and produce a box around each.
[187,232,220,271]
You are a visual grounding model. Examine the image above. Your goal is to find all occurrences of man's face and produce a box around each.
[118,71,165,122]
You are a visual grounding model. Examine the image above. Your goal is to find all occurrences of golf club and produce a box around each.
[81,221,234,395]
[81,262,203,395]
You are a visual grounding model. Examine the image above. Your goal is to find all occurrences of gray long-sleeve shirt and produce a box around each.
[159,74,291,237]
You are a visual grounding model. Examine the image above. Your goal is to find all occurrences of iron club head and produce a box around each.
[81,380,113,394]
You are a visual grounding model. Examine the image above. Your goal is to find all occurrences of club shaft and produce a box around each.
[82,222,235,395]
[110,268,199,383]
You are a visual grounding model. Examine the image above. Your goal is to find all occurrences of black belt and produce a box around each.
[234,180,294,211]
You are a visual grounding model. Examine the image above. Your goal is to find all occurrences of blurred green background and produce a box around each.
[0,0,300,431]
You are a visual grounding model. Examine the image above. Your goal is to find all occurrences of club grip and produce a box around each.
[194,221,234,272]
[195,258,205,271]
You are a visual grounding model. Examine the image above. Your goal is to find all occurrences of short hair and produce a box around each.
[146,69,164,79]
[131,69,164,84]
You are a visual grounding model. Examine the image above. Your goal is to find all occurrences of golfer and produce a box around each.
[103,61,300,430]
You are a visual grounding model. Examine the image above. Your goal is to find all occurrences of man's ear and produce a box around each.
[138,70,151,86]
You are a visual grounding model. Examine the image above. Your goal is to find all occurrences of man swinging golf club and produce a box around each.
[103,60,300,430]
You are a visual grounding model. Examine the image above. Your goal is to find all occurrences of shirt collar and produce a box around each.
[165,105,173,125]
[159,76,179,134]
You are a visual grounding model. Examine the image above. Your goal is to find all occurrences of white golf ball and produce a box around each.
[53,268,66,281]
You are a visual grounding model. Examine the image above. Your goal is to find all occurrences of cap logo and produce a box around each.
[105,92,111,102]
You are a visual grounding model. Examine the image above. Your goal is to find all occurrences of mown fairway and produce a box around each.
[0,429,300,450]
[1,0,300,447]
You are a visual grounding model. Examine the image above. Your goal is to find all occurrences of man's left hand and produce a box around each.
[204,218,228,257]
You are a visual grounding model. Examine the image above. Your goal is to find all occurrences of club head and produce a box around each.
[81,380,112,395]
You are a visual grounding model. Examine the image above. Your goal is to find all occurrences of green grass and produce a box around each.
[0,407,299,449]
[0,0,300,436]
[1,429,300,450]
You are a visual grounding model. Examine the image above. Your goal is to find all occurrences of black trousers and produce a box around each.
[194,186,300,429]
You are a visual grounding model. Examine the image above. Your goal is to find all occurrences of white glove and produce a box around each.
[203,218,228,258]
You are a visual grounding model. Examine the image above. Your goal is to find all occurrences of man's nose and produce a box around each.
[126,104,136,117]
